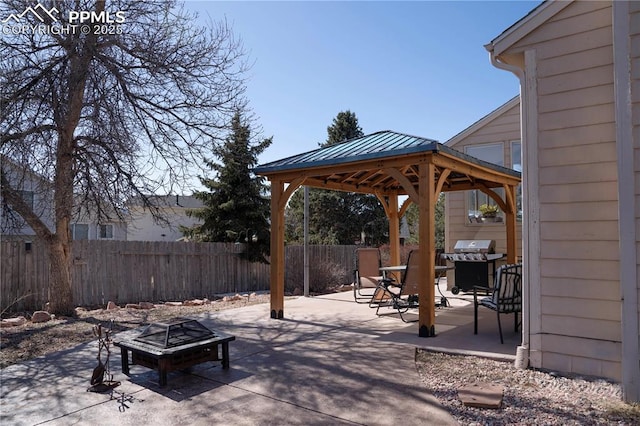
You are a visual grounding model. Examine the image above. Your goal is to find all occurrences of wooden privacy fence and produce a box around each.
[1,240,358,312]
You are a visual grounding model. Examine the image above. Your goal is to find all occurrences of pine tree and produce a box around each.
[185,112,272,263]
[286,111,388,245]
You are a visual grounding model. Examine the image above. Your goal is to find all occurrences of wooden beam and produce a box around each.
[280,177,305,211]
[269,179,285,319]
[399,197,413,218]
[505,184,518,264]
[478,185,508,213]
[260,153,434,182]
[434,169,451,197]
[303,177,377,195]
[385,168,419,204]
[418,163,436,337]
[388,193,401,269]
[431,153,521,186]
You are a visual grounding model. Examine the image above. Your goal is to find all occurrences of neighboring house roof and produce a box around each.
[128,195,204,210]
[485,1,570,56]
[0,155,53,189]
[445,96,520,147]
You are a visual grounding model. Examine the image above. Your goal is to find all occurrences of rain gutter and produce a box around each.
[485,46,531,370]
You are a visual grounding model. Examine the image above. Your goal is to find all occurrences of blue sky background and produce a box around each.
[186,1,540,166]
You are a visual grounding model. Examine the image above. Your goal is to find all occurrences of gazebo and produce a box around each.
[254,130,521,337]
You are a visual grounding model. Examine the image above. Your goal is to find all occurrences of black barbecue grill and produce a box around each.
[442,240,504,294]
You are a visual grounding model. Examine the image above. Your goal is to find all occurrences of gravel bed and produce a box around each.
[415,350,639,425]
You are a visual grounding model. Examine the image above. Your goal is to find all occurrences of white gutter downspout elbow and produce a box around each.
[486,45,530,371]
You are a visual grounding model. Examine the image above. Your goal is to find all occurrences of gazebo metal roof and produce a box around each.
[255,130,521,197]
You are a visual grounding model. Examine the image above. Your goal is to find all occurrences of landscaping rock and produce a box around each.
[165,301,183,307]
[0,316,27,328]
[124,303,140,309]
[106,301,119,310]
[222,294,243,302]
[458,382,503,408]
[31,311,52,323]
[138,301,154,309]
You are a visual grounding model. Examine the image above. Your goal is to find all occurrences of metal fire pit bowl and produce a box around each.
[114,318,235,386]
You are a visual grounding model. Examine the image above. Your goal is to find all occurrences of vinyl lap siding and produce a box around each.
[445,103,522,255]
[513,1,621,380]
[630,0,640,370]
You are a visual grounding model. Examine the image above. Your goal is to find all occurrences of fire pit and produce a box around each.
[113,318,235,386]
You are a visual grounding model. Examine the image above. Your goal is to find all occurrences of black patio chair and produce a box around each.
[473,263,522,344]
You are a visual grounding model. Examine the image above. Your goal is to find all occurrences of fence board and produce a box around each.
[1,240,359,312]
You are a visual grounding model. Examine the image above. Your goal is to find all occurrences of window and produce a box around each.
[18,191,34,209]
[465,143,504,223]
[98,224,114,239]
[464,141,522,224]
[71,224,89,240]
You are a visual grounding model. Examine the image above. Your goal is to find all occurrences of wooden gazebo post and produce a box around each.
[417,162,437,337]
[387,192,401,268]
[269,178,285,319]
[504,184,518,264]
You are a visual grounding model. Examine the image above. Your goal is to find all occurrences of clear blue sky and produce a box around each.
[186,1,540,166]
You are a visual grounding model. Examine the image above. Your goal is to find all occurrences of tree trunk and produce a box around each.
[47,237,74,316]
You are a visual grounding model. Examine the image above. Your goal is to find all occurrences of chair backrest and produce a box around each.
[355,248,381,285]
[491,264,522,313]
[401,249,421,296]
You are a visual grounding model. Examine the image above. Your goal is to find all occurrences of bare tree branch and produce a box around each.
[1,0,250,314]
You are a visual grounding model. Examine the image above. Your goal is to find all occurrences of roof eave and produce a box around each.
[445,96,520,147]
[485,0,572,56]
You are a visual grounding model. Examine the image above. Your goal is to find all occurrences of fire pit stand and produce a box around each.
[114,318,235,386]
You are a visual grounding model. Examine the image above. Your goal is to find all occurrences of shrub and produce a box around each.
[285,260,348,295]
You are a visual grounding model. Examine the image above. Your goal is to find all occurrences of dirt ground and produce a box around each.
[0,293,273,369]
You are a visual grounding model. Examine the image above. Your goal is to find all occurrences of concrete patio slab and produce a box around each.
[1,284,519,425]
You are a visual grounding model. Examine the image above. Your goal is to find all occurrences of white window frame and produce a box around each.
[71,223,89,240]
[97,224,114,240]
[464,142,505,224]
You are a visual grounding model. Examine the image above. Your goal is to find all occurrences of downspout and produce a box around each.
[612,0,640,402]
[487,48,530,370]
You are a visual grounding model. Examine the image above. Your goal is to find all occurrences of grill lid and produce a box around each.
[134,318,216,349]
[453,240,495,254]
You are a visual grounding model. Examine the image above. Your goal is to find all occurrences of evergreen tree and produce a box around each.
[405,193,445,248]
[325,111,363,145]
[286,111,388,245]
[185,112,272,263]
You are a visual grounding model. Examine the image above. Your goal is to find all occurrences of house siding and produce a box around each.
[511,1,622,380]
[629,0,640,395]
[445,101,522,258]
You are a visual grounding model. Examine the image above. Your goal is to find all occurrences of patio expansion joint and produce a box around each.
[206,376,366,425]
